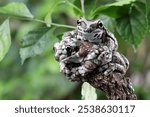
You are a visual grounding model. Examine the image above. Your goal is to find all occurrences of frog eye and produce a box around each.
[77,20,81,25]
[97,21,103,28]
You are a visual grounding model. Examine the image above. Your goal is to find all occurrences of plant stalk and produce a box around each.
[11,17,76,29]
[81,0,85,17]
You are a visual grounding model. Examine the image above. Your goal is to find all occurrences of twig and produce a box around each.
[27,18,76,29]
[10,17,76,29]
[81,0,85,17]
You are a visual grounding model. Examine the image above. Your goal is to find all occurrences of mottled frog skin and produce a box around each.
[76,17,118,51]
[54,18,129,80]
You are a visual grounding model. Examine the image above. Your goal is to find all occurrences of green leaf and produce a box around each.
[93,0,136,18]
[0,19,11,62]
[108,0,136,6]
[19,28,55,64]
[100,15,116,33]
[0,2,33,18]
[116,2,147,48]
[45,12,52,27]
[81,82,97,100]
[44,0,65,27]
[74,0,118,19]
[66,0,82,16]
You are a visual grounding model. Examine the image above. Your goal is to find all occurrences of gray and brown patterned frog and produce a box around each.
[53,18,129,80]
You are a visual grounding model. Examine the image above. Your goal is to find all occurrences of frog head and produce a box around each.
[77,17,106,43]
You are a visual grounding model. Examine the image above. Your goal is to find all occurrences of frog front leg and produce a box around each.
[97,46,112,65]
[70,60,97,79]
[112,52,129,70]
[54,30,78,60]
[100,52,129,77]
[84,45,112,68]
[106,31,118,52]
[102,63,126,77]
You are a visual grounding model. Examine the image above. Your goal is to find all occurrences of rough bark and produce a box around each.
[82,73,137,100]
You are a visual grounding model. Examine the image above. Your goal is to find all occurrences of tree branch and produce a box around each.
[83,73,137,100]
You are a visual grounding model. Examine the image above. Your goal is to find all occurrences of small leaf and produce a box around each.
[20,28,55,64]
[0,2,33,18]
[44,0,65,27]
[45,12,52,27]
[93,0,136,18]
[81,82,97,100]
[73,0,99,19]
[116,2,147,48]
[0,19,11,62]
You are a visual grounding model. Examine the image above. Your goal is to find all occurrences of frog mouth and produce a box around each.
[78,29,92,35]
[77,27,103,40]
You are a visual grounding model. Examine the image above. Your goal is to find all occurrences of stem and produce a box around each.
[29,18,76,29]
[33,18,76,29]
[11,17,76,29]
[51,22,76,29]
[81,0,85,17]
[65,0,82,14]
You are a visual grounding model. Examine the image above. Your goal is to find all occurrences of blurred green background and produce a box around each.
[0,0,150,100]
